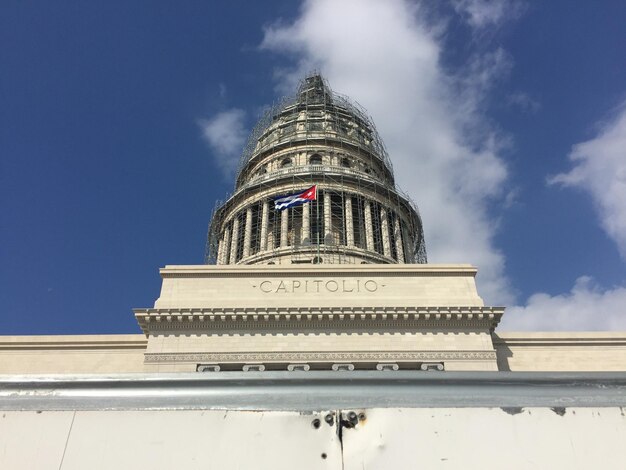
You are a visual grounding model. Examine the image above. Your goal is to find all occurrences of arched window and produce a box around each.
[281,158,293,168]
[256,166,267,177]
[309,154,323,165]
[341,157,351,168]
[363,166,378,177]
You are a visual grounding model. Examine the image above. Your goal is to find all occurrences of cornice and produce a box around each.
[0,335,147,351]
[492,333,626,347]
[158,263,478,278]
[134,306,504,335]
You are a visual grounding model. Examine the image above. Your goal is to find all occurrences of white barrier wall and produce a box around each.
[1,407,625,470]
[1,372,625,469]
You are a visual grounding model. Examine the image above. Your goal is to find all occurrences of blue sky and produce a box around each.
[2,0,625,334]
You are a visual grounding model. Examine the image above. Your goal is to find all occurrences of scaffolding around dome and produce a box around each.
[205,74,427,266]
[237,74,395,180]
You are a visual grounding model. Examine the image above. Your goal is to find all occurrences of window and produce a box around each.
[309,154,323,165]
[281,158,293,168]
[364,166,377,177]
[341,157,351,168]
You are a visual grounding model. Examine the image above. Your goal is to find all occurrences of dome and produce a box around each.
[235,74,395,188]
[206,74,426,265]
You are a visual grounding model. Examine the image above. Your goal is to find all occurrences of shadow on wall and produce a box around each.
[492,333,513,371]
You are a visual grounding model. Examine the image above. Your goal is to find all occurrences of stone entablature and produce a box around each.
[136,264,503,372]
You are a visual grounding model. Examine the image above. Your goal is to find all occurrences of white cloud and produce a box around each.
[501,276,626,331]
[549,102,626,260]
[507,91,540,113]
[198,108,247,177]
[452,0,525,29]
[261,0,513,303]
[500,100,626,331]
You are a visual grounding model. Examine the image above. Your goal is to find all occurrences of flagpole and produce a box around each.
[316,187,320,263]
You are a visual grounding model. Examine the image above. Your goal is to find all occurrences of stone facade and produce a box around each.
[494,332,626,371]
[0,335,146,374]
[2,331,626,373]
[131,75,506,371]
[1,74,625,374]
[135,264,502,372]
[128,262,626,373]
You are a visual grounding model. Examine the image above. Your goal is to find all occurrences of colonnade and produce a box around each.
[216,191,412,265]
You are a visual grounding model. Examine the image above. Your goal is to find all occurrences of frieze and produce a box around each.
[144,350,498,363]
[140,320,497,333]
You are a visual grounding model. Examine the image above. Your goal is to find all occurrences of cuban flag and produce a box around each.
[274,185,317,211]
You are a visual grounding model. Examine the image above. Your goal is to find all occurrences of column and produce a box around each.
[393,216,405,264]
[380,207,391,257]
[324,191,332,245]
[243,207,253,258]
[218,226,230,265]
[345,197,354,246]
[260,201,269,251]
[402,225,413,263]
[216,235,224,264]
[302,203,310,245]
[364,200,374,251]
[280,208,289,247]
[229,217,240,264]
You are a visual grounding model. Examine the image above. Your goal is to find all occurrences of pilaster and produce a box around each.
[260,201,269,251]
[345,197,354,247]
[364,201,374,251]
[229,218,239,264]
[280,209,289,248]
